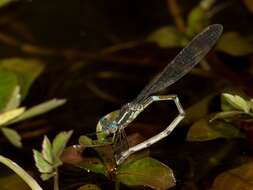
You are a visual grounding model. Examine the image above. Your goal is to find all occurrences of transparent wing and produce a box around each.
[113,129,129,163]
[134,24,223,103]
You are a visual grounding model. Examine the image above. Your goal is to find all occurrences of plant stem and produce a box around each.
[0,155,43,190]
[54,168,59,190]
[115,180,120,190]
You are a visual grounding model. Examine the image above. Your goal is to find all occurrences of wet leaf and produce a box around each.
[52,130,73,158]
[211,162,253,190]
[0,58,44,99]
[147,26,183,48]
[33,150,53,173]
[0,71,19,112]
[217,32,253,56]
[1,127,22,147]
[8,99,66,124]
[117,157,175,190]
[78,157,108,177]
[42,136,53,164]
[222,93,250,113]
[187,118,244,141]
[78,184,101,190]
[0,0,12,8]
[0,107,25,126]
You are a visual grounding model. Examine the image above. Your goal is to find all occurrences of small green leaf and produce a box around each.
[0,71,19,112]
[78,184,101,190]
[0,107,25,126]
[40,173,55,181]
[79,135,93,146]
[217,32,253,56]
[1,127,22,147]
[0,58,44,99]
[33,150,53,173]
[147,26,183,48]
[211,111,249,121]
[4,86,21,111]
[42,136,53,164]
[117,157,175,190]
[0,0,12,8]
[222,93,250,113]
[8,99,66,124]
[187,118,244,142]
[52,131,73,158]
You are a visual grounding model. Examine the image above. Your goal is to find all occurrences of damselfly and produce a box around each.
[94,24,223,165]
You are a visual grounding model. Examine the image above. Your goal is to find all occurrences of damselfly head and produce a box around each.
[97,110,121,134]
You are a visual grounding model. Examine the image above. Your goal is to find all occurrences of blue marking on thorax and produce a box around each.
[108,123,117,129]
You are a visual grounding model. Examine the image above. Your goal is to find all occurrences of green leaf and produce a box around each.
[217,32,253,56]
[8,99,66,124]
[222,93,250,113]
[117,157,175,190]
[0,107,25,126]
[4,86,21,111]
[0,0,12,8]
[187,118,244,142]
[0,71,19,112]
[52,131,73,158]
[211,162,253,190]
[1,127,22,147]
[33,150,53,174]
[42,136,53,164]
[0,58,44,99]
[78,157,108,177]
[211,111,249,121]
[78,184,101,190]
[79,135,93,146]
[186,7,208,37]
[147,26,183,48]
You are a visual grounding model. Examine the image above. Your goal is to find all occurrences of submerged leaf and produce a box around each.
[187,118,244,141]
[117,157,175,190]
[217,32,253,56]
[211,162,253,190]
[8,99,66,124]
[147,26,183,48]
[1,127,22,147]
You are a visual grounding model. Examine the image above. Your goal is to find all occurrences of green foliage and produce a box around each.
[1,127,22,148]
[217,32,253,56]
[117,157,175,190]
[33,131,73,181]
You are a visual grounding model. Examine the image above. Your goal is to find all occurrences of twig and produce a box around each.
[166,0,186,32]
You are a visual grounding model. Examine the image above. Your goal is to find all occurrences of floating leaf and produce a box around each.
[52,130,73,158]
[42,136,53,164]
[187,118,244,142]
[0,58,44,99]
[1,127,22,147]
[78,184,101,190]
[0,107,25,126]
[33,150,53,173]
[8,99,66,124]
[0,0,12,8]
[117,157,175,190]
[222,93,250,113]
[0,71,19,112]
[147,26,183,48]
[217,32,253,56]
[211,162,253,190]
